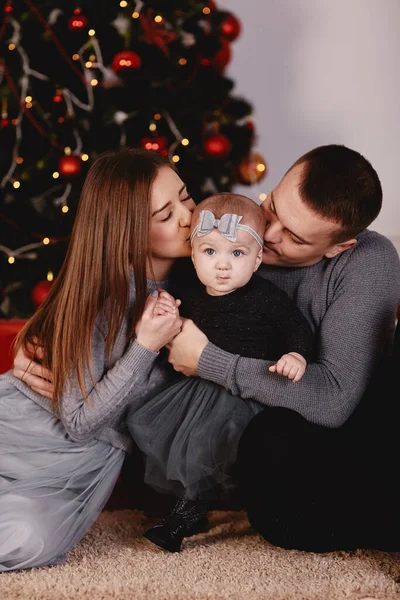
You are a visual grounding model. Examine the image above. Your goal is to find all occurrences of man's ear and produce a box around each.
[254,248,263,272]
[324,238,357,259]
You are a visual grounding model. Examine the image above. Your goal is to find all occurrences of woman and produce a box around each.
[0,147,195,571]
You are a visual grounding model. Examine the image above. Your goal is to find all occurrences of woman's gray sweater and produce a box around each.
[6,277,172,452]
[6,229,400,449]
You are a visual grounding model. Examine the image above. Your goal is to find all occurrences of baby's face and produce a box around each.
[191,228,262,296]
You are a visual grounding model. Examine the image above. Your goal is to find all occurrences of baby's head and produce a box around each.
[190,193,266,296]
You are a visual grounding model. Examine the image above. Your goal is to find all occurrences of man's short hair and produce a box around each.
[291,144,382,243]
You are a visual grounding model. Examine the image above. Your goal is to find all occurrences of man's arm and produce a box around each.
[168,235,400,428]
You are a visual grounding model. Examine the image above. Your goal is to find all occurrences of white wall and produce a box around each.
[221,0,400,248]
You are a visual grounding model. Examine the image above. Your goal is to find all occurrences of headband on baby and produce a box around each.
[190,209,263,248]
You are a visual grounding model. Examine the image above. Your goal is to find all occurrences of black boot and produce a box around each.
[143,497,209,552]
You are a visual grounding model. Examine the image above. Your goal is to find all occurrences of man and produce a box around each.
[164,144,400,552]
[14,144,400,552]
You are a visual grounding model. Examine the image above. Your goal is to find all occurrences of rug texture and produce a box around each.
[1,509,400,600]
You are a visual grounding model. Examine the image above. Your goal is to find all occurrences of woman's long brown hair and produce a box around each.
[14,148,170,411]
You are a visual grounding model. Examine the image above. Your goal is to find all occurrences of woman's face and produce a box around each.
[150,166,195,260]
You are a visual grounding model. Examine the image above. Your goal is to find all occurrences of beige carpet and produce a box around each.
[2,510,400,600]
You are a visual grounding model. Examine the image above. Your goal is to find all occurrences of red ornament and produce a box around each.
[58,155,82,177]
[140,137,168,153]
[203,133,232,159]
[211,39,231,73]
[237,152,268,185]
[1,118,9,128]
[4,2,13,13]
[68,9,88,30]
[53,94,63,103]
[112,51,141,73]
[220,13,241,42]
[32,280,53,308]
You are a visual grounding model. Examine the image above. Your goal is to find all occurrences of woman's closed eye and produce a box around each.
[160,195,193,222]
[161,211,173,222]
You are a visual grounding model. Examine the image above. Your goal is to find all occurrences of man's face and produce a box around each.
[261,164,354,267]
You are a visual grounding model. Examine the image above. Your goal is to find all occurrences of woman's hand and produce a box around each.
[135,290,183,352]
[13,342,54,399]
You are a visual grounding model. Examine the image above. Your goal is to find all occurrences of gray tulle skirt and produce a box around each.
[127,377,263,501]
[0,376,125,572]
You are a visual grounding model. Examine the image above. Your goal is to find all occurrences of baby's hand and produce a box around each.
[135,290,182,352]
[153,289,181,317]
[268,352,307,382]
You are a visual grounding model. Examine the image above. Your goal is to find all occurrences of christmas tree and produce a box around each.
[0,0,267,318]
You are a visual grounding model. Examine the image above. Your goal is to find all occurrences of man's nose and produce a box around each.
[264,220,282,243]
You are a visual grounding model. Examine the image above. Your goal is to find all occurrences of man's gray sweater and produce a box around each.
[198,230,400,427]
[6,229,400,450]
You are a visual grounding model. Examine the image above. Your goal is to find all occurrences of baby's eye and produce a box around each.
[205,248,215,256]
[232,249,243,257]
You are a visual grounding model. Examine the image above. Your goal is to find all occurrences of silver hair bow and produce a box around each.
[190,209,263,247]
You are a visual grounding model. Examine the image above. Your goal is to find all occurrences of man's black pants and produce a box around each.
[236,351,400,553]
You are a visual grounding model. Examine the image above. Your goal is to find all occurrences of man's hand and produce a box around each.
[13,343,54,399]
[167,318,209,376]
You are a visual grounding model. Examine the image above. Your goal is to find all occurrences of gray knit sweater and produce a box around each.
[6,277,172,452]
[197,230,400,427]
[5,230,400,449]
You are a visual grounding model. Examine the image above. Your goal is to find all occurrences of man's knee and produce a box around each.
[237,406,309,467]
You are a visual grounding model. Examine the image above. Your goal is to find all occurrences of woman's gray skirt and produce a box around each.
[0,376,124,572]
